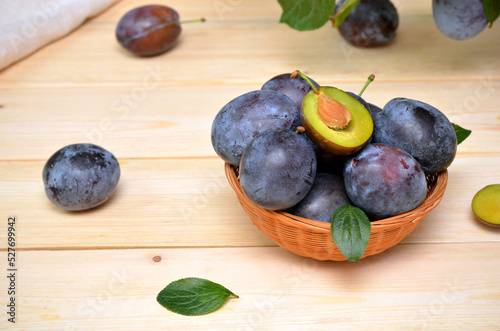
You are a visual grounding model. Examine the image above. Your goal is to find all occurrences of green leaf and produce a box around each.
[330,205,371,262]
[331,0,361,28]
[483,0,500,27]
[452,123,472,145]
[277,0,336,31]
[157,277,239,316]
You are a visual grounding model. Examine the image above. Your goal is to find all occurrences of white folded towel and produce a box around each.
[0,0,120,70]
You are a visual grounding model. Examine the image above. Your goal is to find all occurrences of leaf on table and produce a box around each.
[157,277,239,316]
[482,0,500,27]
[331,205,371,262]
[330,0,360,28]
[277,0,336,31]
[452,123,472,145]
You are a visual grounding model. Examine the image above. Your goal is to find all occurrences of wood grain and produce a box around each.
[1,0,499,329]
[0,246,499,330]
[0,81,499,161]
[0,0,499,88]
[0,155,499,250]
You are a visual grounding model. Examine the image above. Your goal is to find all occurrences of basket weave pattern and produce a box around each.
[225,163,448,261]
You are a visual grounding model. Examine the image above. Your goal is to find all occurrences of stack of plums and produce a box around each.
[211,72,456,222]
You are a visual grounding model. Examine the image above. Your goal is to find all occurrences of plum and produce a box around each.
[347,92,372,116]
[343,143,427,220]
[43,144,120,211]
[335,0,399,47]
[316,150,349,175]
[432,0,487,40]
[472,184,500,227]
[261,73,319,111]
[286,173,351,223]
[211,90,300,166]
[239,129,316,210]
[368,102,383,118]
[296,70,373,156]
[372,98,457,175]
[116,5,182,56]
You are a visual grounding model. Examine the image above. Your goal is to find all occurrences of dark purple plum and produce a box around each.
[343,143,427,220]
[116,5,181,56]
[43,144,120,211]
[211,90,300,166]
[286,173,351,223]
[347,92,372,115]
[372,98,457,175]
[299,129,322,157]
[316,151,348,175]
[239,129,317,210]
[432,0,487,40]
[261,73,320,111]
[335,0,399,47]
[368,102,383,118]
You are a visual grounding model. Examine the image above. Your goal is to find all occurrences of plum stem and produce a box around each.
[292,70,318,93]
[295,126,306,134]
[358,74,375,97]
[180,18,206,24]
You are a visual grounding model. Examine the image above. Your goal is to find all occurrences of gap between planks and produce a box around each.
[0,155,220,163]
[0,76,499,91]
[1,151,497,164]
[1,241,498,253]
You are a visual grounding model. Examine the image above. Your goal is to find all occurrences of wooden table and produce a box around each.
[1,0,499,329]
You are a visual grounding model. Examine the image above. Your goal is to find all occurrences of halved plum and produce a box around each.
[472,184,500,227]
[301,86,373,155]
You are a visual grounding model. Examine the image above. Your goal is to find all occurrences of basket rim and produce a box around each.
[224,162,448,231]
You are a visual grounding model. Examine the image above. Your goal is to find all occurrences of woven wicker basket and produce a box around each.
[225,163,448,261]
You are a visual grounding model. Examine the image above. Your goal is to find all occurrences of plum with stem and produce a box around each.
[335,0,399,47]
[116,5,205,56]
[295,70,374,156]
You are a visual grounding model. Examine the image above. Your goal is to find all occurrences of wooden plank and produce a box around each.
[0,80,499,161]
[0,158,274,250]
[0,1,498,88]
[0,85,252,161]
[0,245,499,330]
[0,155,499,250]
